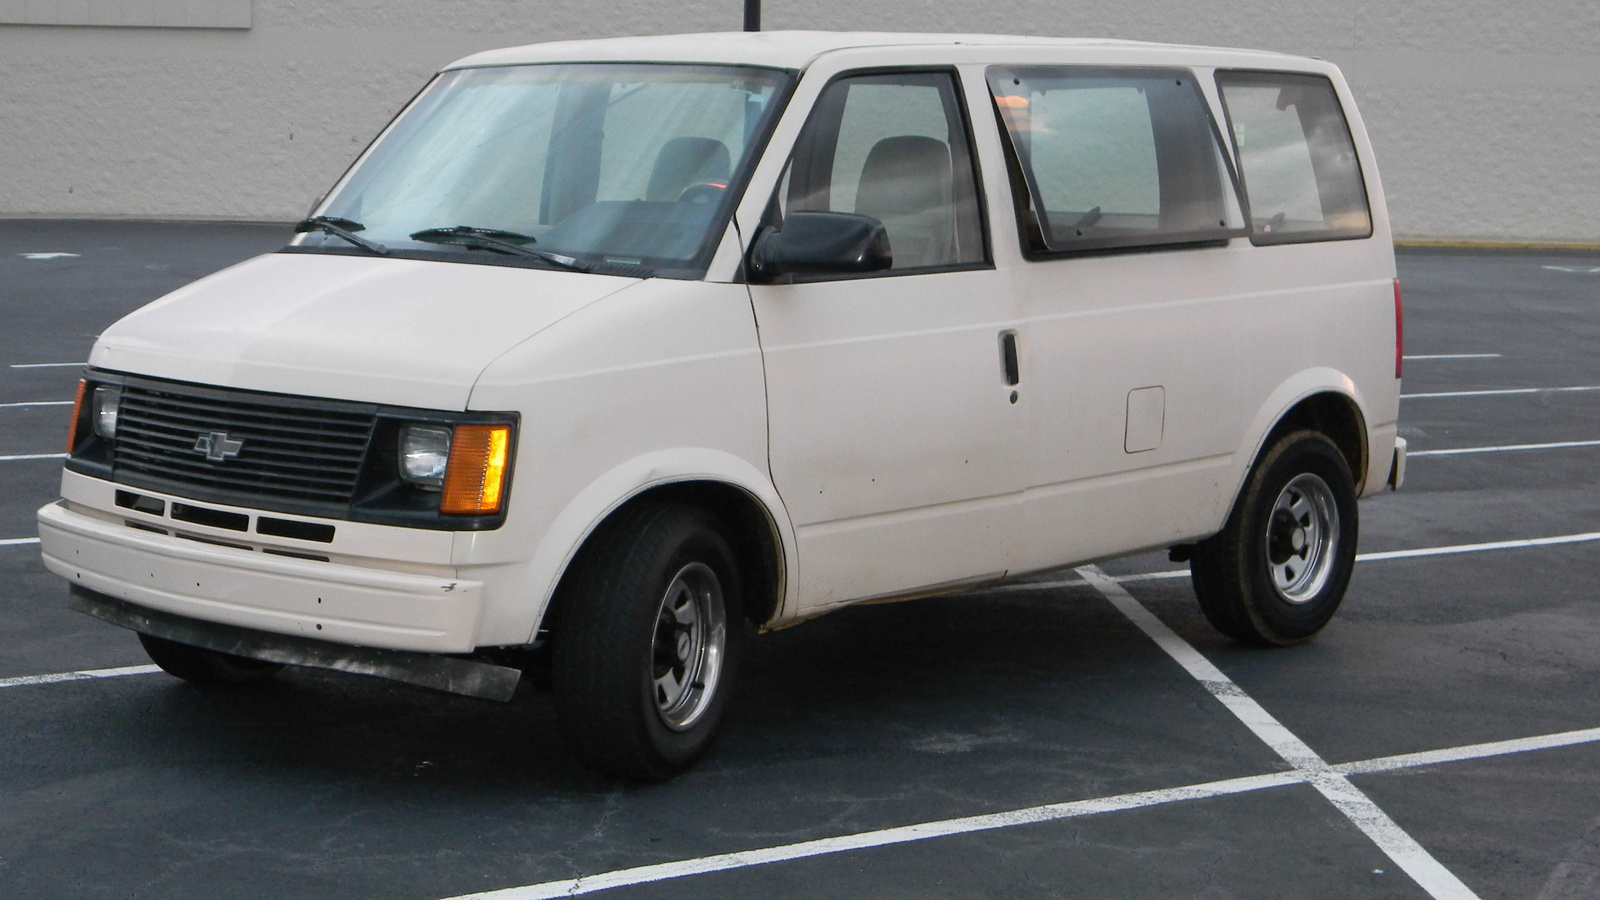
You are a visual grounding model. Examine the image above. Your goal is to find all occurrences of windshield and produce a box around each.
[297,63,792,277]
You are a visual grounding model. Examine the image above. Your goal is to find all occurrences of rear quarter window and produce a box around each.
[987,66,1245,256]
[1215,70,1373,245]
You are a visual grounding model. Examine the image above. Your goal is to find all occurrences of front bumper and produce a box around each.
[69,585,520,701]
[38,496,486,654]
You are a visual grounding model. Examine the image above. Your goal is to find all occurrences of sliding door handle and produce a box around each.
[999,330,1020,386]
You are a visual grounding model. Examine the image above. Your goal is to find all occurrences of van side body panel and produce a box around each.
[460,278,788,643]
[968,56,1395,574]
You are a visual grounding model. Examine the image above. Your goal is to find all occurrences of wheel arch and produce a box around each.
[1262,394,1368,490]
[599,481,788,628]
[528,452,796,646]
[1243,372,1370,496]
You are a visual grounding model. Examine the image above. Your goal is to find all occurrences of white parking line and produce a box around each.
[1111,570,1189,583]
[1403,385,1600,400]
[0,452,67,462]
[0,580,1584,900]
[0,664,161,690]
[8,362,84,369]
[1077,566,1479,899]
[985,529,1600,593]
[0,400,74,408]
[426,568,1600,900]
[0,552,1587,899]
[433,713,1600,900]
[0,537,40,547]
[1359,531,1600,562]
[1335,727,1600,776]
[1403,354,1502,361]
[445,771,1307,900]
[1409,439,1600,457]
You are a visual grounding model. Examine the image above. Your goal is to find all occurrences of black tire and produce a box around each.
[1191,430,1359,646]
[137,633,284,686]
[552,503,745,781]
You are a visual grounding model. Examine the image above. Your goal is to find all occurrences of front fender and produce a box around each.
[520,448,798,641]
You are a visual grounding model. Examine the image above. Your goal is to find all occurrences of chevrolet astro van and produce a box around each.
[39,32,1404,779]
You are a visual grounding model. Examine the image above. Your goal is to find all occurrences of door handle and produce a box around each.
[999,330,1020,386]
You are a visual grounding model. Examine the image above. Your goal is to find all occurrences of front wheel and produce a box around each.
[552,503,744,781]
[1191,430,1359,645]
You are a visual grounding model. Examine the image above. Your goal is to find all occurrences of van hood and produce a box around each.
[90,252,641,410]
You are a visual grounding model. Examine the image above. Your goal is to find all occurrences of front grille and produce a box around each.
[112,379,377,508]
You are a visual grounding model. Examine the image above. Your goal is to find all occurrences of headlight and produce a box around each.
[92,385,121,439]
[399,422,512,514]
[398,424,452,489]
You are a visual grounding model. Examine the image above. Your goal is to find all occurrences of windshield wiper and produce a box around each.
[294,216,389,256]
[408,226,589,273]
[409,225,540,244]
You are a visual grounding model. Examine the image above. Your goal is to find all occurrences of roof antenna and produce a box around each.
[744,0,760,31]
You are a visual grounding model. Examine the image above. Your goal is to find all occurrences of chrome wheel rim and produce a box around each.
[1265,473,1340,603]
[650,562,726,731]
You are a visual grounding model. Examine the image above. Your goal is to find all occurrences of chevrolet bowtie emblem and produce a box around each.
[194,431,244,462]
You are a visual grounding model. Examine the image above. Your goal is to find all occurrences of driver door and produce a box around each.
[745,70,1025,611]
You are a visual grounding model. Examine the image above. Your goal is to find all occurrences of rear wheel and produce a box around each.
[138,633,283,686]
[1191,430,1358,645]
[552,503,744,781]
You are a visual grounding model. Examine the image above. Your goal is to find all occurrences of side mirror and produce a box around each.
[748,211,892,281]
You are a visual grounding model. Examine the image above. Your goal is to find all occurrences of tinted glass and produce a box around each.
[1026,85,1160,218]
[783,72,986,271]
[305,64,791,276]
[1216,71,1372,244]
[988,67,1243,254]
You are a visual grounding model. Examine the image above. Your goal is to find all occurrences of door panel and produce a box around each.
[985,65,1250,571]
[1008,249,1246,573]
[755,271,1021,608]
[749,70,1020,610]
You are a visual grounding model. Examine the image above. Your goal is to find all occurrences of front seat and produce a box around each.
[645,137,731,202]
[852,135,955,268]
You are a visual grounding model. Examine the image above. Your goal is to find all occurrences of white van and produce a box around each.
[38,31,1404,779]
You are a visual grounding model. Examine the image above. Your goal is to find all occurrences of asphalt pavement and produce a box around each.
[1,220,1597,899]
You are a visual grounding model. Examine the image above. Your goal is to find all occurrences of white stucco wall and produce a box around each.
[1,1,1596,242]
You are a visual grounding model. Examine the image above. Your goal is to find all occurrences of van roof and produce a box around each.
[445,30,1310,72]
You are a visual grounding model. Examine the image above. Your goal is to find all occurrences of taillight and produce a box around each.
[66,379,87,453]
[1394,279,1404,379]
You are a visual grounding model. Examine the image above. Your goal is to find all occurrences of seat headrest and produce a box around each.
[854,135,952,218]
[646,137,731,202]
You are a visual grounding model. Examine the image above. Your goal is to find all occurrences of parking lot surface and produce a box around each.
[2,220,1598,899]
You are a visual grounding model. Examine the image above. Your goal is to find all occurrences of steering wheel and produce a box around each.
[676,182,728,205]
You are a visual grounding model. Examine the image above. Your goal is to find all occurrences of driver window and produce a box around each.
[785,71,986,271]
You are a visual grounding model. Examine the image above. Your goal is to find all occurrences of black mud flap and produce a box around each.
[69,585,521,702]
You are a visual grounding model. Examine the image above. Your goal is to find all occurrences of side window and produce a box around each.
[782,71,986,271]
[1027,86,1161,221]
[987,67,1244,255]
[1215,71,1372,244]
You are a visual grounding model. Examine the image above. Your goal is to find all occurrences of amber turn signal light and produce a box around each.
[66,379,87,453]
[440,424,511,515]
